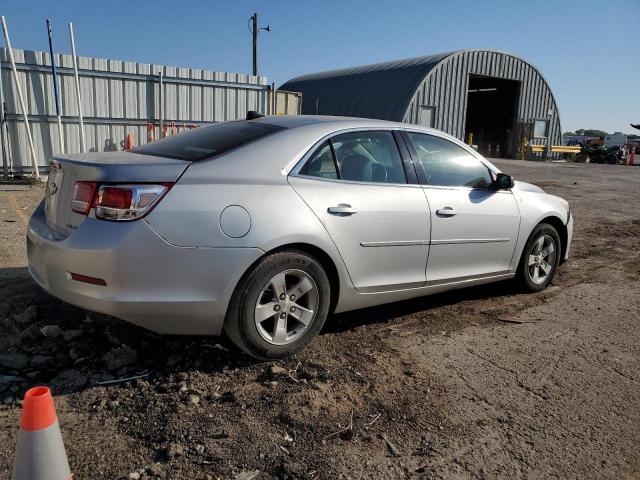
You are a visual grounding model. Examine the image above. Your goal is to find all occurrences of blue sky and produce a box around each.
[2,0,638,133]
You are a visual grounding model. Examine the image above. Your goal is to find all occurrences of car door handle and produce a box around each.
[436,207,458,216]
[328,204,358,216]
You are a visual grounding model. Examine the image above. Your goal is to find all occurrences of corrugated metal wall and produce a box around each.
[403,50,562,147]
[0,48,269,173]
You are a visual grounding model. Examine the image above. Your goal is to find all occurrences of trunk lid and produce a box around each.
[45,151,189,236]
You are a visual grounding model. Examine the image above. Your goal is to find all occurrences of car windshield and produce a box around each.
[132,121,285,161]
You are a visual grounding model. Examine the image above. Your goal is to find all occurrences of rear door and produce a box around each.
[289,130,430,293]
[403,131,520,284]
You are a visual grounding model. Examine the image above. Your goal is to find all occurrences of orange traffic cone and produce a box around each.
[125,133,134,150]
[12,386,72,480]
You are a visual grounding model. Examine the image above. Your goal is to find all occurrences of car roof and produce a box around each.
[254,114,467,148]
[254,114,416,131]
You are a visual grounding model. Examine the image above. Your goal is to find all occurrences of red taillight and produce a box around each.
[71,182,171,221]
[99,186,133,210]
[71,182,97,214]
[95,184,171,221]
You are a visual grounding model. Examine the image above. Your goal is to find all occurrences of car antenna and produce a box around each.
[246,111,265,120]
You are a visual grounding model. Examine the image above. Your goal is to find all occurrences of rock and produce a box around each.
[147,464,162,476]
[14,306,37,325]
[18,324,41,343]
[62,329,83,342]
[166,442,184,459]
[50,369,87,392]
[270,365,287,375]
[30,355,55,368]
[68,348,80,361]
[129,473,140,480]
[166,353,183,367]
[189,394,200,406]
[103,346,137,371]
[0,375,21,390]
[41,325,62,338]
[0,333,16,351]
[234,470,260,480]
[0,353,30,370]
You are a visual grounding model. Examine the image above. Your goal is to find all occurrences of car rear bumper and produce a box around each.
[27,201,263,335]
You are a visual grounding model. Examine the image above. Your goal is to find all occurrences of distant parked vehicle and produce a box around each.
[578,143,619,164]
[604,132,628,149]
[27,115,573,359]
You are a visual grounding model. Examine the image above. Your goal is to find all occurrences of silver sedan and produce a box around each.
[27,115,573,359]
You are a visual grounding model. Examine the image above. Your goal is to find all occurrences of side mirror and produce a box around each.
[493,173,515,190]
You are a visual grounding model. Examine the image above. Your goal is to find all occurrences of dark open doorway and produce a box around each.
[464,75,520,158]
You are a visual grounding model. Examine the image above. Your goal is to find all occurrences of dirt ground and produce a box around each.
[1,159,639,480]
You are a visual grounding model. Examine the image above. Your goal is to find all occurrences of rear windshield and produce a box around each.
[132,121,285,161]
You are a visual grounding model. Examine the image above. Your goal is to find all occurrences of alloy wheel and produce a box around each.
[527,234,557,284]
[254,269,319,346]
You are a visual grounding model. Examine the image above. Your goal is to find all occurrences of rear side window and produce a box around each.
[133,121,285,161]
[299,131,407,184]
[299,141,338,179]
[406,132,492,188]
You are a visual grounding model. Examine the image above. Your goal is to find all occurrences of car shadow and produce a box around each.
[0,266,517,400]
[325,279,518,334]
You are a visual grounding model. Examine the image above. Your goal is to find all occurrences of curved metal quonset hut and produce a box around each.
[280,49,561,157]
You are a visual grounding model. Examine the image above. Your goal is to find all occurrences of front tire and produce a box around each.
[224,249,331,360]
[516,223,561,292]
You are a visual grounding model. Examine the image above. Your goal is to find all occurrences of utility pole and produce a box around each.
[249,13,270,76]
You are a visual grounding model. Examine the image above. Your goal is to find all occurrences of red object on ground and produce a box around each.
[13,386,73,479]
[147,123,154,143]
[125,133,134,150]
[20,386,57,432]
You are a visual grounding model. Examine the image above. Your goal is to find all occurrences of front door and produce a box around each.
[403,131,520,284]
[289,130,430,293]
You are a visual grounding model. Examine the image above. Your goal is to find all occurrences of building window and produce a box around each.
[419,106,436,128]
[533,119,550,139]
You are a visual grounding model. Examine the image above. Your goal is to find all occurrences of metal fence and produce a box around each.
[0,48,270,174]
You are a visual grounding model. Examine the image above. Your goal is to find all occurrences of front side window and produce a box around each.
[300,131,407,184]
[406,132,492,188]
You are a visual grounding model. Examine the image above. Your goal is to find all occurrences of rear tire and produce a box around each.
[223,249,331,360]
[516,223,561,292]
